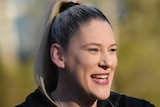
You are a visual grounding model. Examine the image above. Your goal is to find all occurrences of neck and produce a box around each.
[51,89,98,107]
[51,74,98,107]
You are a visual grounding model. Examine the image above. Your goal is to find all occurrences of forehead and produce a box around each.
[72,19,115,46]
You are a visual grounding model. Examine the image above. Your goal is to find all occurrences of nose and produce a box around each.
[98,53,113,70]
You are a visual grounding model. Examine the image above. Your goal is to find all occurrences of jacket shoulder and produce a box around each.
[109,92,155,107]
[16,89,57,107]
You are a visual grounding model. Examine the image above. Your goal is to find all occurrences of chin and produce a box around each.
[96,91,110,100]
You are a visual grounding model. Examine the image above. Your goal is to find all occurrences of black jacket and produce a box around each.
[16,89,155,107]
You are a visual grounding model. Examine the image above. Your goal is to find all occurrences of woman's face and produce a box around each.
[63,19,117,100]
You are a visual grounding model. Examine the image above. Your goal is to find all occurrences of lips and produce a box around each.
[91,73,109,85]
[91,74,108,79]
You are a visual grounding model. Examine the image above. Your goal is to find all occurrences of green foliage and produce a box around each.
[115,0,160,106]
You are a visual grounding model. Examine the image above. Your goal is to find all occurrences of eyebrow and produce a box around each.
[110,43,117,47]
[81,43,117,48]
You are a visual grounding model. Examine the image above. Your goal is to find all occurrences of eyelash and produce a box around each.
[108,48,117,53]
[88,48,99,52]
[87,48,117,54]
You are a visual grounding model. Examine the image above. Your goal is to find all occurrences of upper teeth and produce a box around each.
[93,75,108,79]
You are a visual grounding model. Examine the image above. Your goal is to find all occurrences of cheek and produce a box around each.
[111,54,118,68]
[65,49,100,73]
[66,54,99,80]
[114,56,118,68]
[78,54,100,68]
[73,57,96,72]
[70,49,96,62]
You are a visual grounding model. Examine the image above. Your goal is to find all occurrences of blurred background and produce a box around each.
[0,0,160,106]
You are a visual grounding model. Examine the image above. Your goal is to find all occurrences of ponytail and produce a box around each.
[34,0,83,105]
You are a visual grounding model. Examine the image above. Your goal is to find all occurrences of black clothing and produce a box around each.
[16,89,155,107]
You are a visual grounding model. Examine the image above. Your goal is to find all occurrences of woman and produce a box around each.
[16,0,155,107]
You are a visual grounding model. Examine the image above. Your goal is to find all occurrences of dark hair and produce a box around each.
[50,2,111,51]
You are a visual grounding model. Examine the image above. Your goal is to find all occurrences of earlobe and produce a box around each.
[50,43,65,68]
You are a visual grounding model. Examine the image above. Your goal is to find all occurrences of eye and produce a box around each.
[88,48,99,53]
[108,48,117,53]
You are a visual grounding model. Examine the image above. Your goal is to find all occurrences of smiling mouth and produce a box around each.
[91,74,109,85]
[91,74,108,79]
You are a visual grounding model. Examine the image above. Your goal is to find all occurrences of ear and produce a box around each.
[50,43,65,68]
